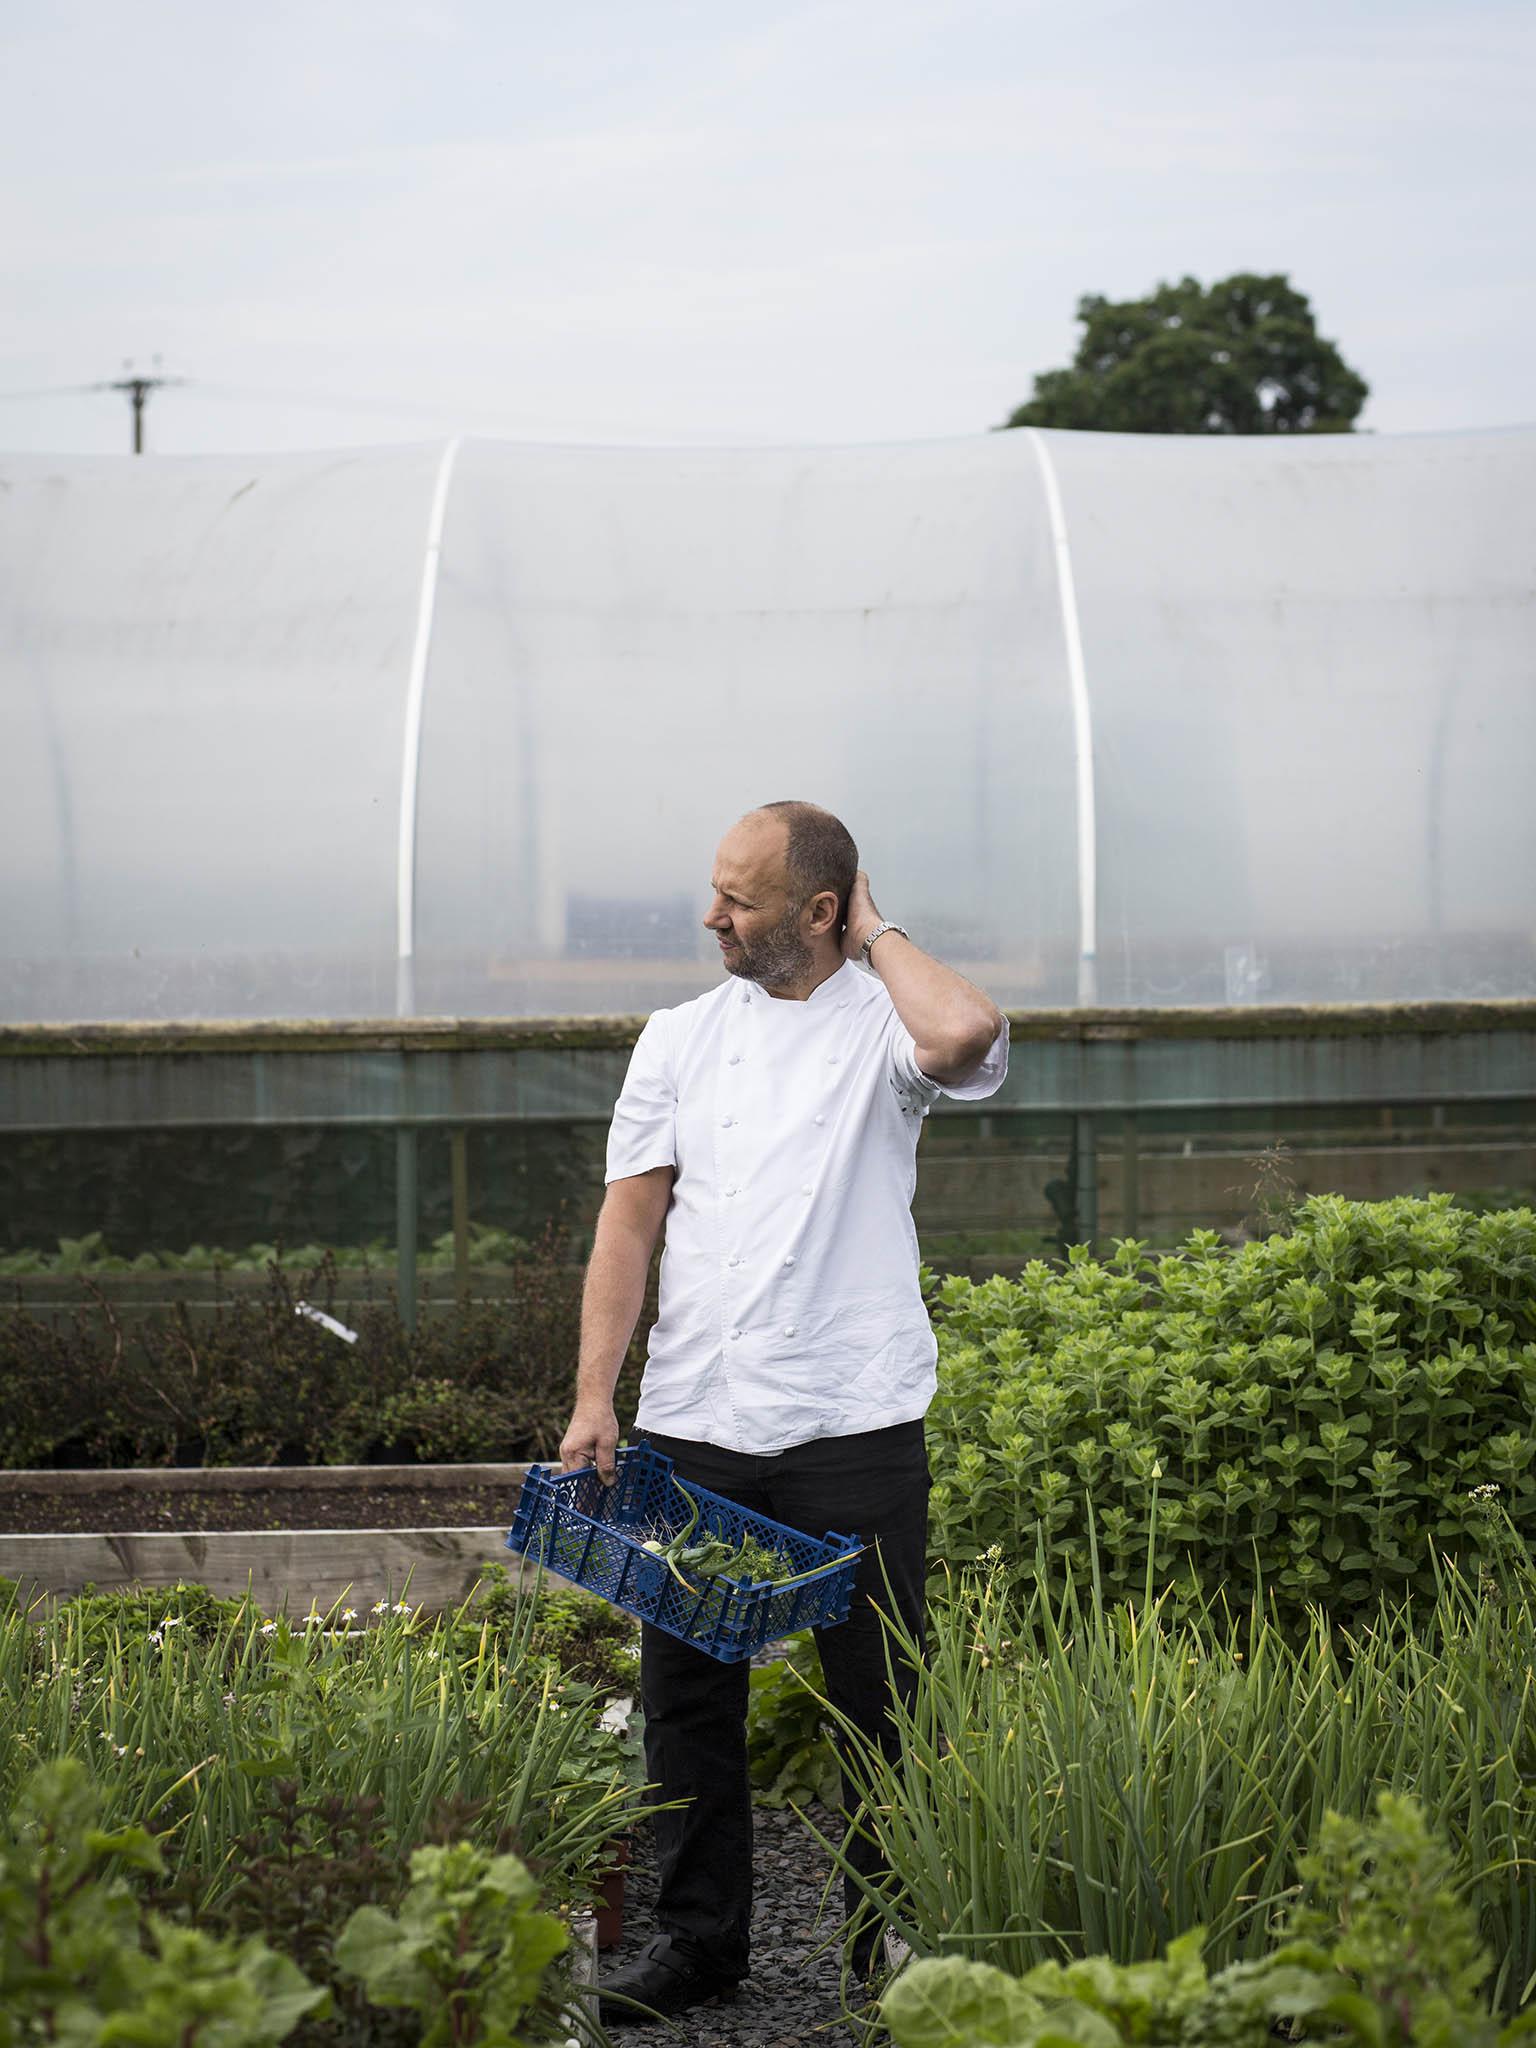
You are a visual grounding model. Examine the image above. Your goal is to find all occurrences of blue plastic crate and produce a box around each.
[504,1443,861,1664]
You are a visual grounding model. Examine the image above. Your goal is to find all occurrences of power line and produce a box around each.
[0,365,778,449]
[180,379,757,444]
[185,379,474,423]
[0,383,102,401]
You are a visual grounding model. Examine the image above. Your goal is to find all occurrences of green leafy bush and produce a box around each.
[334,1840,575,2047]
[927,1194,1536,1620]
[0,1759,327,2047]
[321,1376,526,1466]
[149,1775,582,2048]
[878,1794,1536,2046]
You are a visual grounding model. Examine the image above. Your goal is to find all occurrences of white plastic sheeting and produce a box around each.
[2,428,1532,1022]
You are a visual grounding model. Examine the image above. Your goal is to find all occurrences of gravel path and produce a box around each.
[605,1807,875,2047]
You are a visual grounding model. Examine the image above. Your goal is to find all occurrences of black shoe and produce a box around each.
[597,1934,743,2025]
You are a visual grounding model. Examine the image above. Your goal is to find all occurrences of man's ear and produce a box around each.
[804,888,841,937]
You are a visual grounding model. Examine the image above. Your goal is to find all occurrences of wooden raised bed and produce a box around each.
[0,1461,533,1615]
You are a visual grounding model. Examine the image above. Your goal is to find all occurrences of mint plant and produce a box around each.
[926,1195,1536,1621]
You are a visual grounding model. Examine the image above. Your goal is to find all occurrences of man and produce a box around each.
[560,800,1008,2020]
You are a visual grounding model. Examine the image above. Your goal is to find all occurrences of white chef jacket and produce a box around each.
[604,957,1009,1453]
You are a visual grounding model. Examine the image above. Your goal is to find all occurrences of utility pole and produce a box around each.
[97,356,184,453]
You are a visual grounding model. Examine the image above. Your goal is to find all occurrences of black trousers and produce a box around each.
[636,1419,929,1976]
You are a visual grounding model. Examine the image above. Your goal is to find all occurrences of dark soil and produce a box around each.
[0,1486,519,1535]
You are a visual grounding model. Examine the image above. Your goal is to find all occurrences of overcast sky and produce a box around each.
[2,0,1531,456]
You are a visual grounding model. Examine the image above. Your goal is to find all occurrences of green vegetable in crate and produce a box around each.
[641,1477,862,1594]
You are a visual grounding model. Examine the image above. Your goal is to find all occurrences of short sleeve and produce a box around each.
[605,1012,678,1183]
[889,1015,1010,1107]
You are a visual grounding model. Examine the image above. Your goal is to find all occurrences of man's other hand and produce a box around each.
[560,1400,620,1485]
[842,869,882,962]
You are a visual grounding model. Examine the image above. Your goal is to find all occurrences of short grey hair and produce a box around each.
[755,801,859,920]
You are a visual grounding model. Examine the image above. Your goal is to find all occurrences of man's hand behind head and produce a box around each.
[842,869,883,963]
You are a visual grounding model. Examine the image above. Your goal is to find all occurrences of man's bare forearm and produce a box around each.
[561,1166,673,1477]
[842,871,1002,1083]
[576,1214,655,1401]
[864,932,1001,1076]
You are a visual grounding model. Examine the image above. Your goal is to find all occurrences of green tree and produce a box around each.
[1001,272,1368,435]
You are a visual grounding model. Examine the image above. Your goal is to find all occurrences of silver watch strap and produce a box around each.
[860,920,909,963]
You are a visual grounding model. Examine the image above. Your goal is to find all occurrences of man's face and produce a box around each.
[703,817,812,991]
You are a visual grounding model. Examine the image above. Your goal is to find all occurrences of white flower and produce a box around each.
[112,1743,128,1758]
[372,1600,388,1615]
[392,1601,413,1615]
[260,1620,278,1636]
[147,1631,163,1647]
[161,1616,183,1630]
[302,1613,323,1629]
[341,1607,357,1621]
[222,1691,236,1706]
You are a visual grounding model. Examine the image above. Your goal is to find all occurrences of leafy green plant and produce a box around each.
[0,1759,326,2047]
[927,1194,1536,1622]
[334,1840,576,2047]
[877,1795,1536,2046]
[745,1633,841,1808]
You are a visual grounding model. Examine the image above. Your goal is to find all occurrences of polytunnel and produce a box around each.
[4,424,1534,1026]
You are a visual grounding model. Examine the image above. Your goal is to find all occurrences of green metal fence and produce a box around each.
[4,1002,1534,1326]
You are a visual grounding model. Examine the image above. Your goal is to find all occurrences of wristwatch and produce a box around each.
[859,920,909,964]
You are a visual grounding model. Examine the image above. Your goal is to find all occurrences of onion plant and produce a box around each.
[0,1575,645,1916]
[813,1543,1536,2013]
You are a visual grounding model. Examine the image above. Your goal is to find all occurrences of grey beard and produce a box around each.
[725,904,813,990]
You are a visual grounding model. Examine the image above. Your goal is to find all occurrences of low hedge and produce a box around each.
[925,1193,1536,1621]
[0,1226,642,1469]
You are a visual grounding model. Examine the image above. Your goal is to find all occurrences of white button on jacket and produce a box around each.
[604,958,1009,1454]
